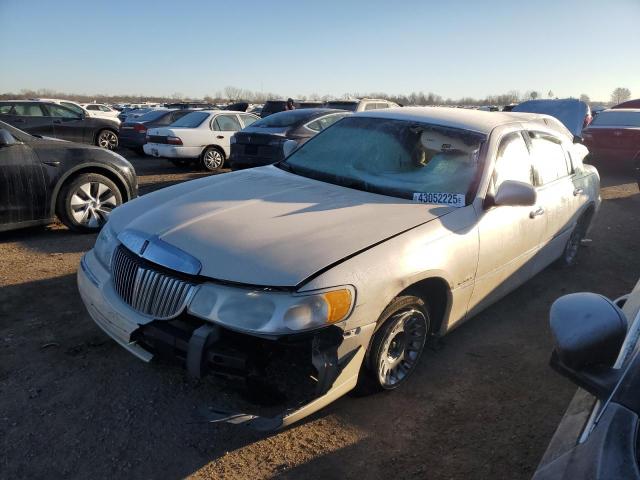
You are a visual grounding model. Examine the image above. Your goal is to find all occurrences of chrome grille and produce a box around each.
[111,246,196,319]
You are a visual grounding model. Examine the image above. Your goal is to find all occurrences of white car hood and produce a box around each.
[109,166,449,287]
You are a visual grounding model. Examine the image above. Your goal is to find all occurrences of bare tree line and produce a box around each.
[0,86,631,106]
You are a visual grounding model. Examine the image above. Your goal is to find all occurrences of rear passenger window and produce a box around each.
[493,132,534,190]
[529,134,570,185]
[14,104,46,117]
[240,114,258,128]
[364,103,378,111]
[213,115,241,131]
[376,103,389,109]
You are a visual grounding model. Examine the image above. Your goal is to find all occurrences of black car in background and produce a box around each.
[0,120,136,233]
[0,100,120,150]
[119,109,195,153]
[229,108,349,170]
[259,99,324,117]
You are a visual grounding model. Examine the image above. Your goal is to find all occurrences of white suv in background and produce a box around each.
[324,98,399,112]
[82,103,120,120]
[144,110,259,171]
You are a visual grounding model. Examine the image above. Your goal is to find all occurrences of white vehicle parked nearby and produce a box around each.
[81,103,120,120]
[143,110,259,171]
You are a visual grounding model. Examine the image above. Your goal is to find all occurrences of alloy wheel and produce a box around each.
[377,308,428,388]
[69,182,117,228]
[97,130,118,149]
[203,149,224,171]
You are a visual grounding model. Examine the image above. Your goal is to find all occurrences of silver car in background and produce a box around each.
[78,107,600,429]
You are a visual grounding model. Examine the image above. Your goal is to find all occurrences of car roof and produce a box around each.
[355,106,554,134]
[599,108,640,114]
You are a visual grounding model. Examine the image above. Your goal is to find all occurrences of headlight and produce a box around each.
[188,283,355,334]
[93,223,118,268]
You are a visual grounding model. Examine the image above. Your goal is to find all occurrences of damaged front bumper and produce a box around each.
[78,251,374,430]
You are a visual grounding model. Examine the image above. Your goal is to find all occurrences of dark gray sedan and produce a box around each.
[229,108,349,170]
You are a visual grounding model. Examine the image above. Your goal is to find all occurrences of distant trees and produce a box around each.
[579,93,590,103]
[530,91,539,100]
[611,87,631,105]
[548,90,554,99]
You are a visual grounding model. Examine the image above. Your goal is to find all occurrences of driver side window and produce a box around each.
[493,132,533,193]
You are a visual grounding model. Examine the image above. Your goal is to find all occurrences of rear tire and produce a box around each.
[355,296,430,395]
[557,210,592,267]
[95,129,118,150]
[200,147,225,172]
[56,173,123,233]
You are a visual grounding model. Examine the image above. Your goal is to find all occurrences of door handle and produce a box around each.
[530,206,545,218]
[53,120,62,124]
[42,161,61,167]
[573,188,584,196]
[216,135,224,139]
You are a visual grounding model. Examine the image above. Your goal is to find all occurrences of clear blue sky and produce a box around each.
[1,0,638,101]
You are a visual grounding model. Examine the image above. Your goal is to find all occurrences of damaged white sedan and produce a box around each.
[78,107,600,429]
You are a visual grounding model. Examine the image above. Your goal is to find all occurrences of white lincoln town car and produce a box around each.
[78,107,600,429]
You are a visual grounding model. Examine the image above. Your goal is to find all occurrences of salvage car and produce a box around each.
[533,278,640,479]
[324,98,399,112]
[143,110,259,171]
[78,107,600,429]
[0,100,121,150]
[0,120,136,233]
[582,109,640,169]
[229,108,349,170]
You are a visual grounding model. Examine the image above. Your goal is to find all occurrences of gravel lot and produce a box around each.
[1,151,639,479]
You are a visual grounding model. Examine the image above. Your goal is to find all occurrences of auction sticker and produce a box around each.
[413,192,465,207]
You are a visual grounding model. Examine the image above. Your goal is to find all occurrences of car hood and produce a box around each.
[513,99,588,137]
[109,166,449,287]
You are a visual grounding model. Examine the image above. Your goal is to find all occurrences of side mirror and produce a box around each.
[549,292,628,399]
[494,180,536,207]
[282,139,298,158]
[0,129,17,147]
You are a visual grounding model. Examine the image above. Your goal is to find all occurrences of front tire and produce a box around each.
[358,296,430,393]
[56,173,123,233]
[96,129,118,150]
[200,147,225,172]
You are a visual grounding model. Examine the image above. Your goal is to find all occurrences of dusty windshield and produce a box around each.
[282,116,485,206]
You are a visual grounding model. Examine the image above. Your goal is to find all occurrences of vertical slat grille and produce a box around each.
[111,246,195,319]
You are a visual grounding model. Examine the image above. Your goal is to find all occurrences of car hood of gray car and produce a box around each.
[109,165,451,287]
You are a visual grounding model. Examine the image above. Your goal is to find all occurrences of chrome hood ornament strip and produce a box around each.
[117,229,202,275]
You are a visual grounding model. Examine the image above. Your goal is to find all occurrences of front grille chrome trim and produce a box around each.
[112,245,196,320]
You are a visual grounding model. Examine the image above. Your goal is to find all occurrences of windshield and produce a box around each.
[170,111,209,128]
[591,111,640,127]
[251,110,315,128]
[137,110,171,122]
[325,102,358,111]
[282,117,485,206]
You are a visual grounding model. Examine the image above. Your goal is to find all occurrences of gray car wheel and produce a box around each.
[201,147,225,172]
[360,296,430,392]
[96,129,118,150]
[559,211,591,267]
[57,173,123,232]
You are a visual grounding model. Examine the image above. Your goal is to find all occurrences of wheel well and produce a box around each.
[52,166,130,216]
[399,277,451,335]
[203,145,226,157]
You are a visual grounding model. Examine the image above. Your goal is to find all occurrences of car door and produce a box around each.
[0,128,48,227]
[527,132,580,271]
[467,131,547,316]
[6,103,54,137]
[211,114,242,156]
[44,103,86,143]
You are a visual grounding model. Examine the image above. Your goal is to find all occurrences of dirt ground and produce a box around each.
[1,152,639,480]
